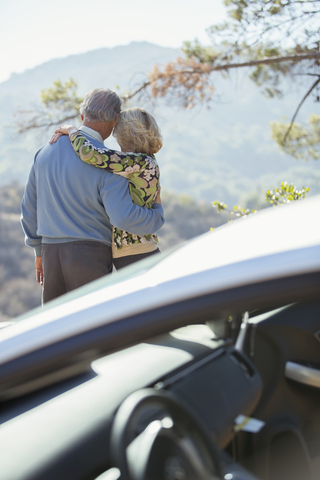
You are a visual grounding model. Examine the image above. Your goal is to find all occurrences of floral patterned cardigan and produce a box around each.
[68,131,160,256]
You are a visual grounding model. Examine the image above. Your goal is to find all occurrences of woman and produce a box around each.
[50,108,163,270]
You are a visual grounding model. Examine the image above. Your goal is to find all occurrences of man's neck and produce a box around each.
[82,120,114,141]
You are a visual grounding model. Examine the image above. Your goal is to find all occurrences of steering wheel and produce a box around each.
[110,388,224,480]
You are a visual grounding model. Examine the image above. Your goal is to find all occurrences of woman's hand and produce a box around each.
[49,124,77,144]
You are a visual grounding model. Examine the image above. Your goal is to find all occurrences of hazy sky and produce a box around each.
[1,0,226,84]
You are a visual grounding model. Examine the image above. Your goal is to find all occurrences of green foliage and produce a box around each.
[41,78,83,114]
[172,0,320,160]
[16,78,83,133]
[266,182,309,205]
[219,0,318,46]
[212,200,228,213]
[212,200,256,217]
[186,0,320,97]
[183,40,218,64]
[270,115,320,161]
[213,181,310,220]
[248,52,290,98]
[177,0,318,104]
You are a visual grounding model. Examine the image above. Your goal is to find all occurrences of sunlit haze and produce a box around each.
[2,0,226,83]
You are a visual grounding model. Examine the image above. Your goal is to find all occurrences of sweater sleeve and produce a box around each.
[69,131,150,176]
[69,132,160,210]
[98,172,165,235]
[20,154,42,257]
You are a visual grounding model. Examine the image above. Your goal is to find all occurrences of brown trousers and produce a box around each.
[42,241,112,303]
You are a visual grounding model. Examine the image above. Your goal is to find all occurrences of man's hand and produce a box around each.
[35,257,43,286]
[154,186,162,205]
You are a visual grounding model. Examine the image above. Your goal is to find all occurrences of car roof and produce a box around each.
[0,196,319,370]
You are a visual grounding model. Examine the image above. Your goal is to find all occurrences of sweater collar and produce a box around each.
[79,125,104,143]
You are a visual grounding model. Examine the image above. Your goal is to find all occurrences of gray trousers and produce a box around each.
[42,241,112,304]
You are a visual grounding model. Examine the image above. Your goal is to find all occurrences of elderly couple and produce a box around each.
[21,88,165,303]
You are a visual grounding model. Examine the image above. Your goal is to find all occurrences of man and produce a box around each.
[21,88,164,303]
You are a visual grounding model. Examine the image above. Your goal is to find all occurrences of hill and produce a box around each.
[0,41,319,206]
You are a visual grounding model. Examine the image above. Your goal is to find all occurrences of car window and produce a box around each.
[13,245,180,323]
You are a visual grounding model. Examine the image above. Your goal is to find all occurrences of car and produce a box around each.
[0,195,319,480]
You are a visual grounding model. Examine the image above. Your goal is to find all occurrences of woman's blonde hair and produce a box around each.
[113,107,163,155]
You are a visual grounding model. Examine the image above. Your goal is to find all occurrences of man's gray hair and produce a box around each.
[79,88,122,122]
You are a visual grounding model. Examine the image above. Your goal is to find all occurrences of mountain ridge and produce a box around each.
[0,41,319,205]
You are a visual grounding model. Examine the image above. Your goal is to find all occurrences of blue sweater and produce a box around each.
[21,133,165,256]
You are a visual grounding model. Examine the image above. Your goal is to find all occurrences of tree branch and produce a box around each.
[128,52,320,101]
[209,52,320,72]
[284,75,320,143]
[16,113,79,134]
[122,81,151,101]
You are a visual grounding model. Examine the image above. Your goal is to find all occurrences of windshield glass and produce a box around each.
[14,245,181,322]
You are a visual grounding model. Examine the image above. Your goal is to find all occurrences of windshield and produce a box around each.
[13,244,181,323]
